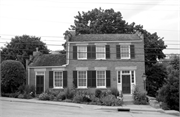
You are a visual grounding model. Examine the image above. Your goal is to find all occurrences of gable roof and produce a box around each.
[70,34,142,42]
[29,54,66,66]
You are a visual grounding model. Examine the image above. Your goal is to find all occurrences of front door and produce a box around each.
[122,75,131,94]
[36,75,44,94]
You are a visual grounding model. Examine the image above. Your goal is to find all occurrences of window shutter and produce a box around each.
[92,71,96,87]
[73,71,77,88]
[87,71,92,87]
[73,46,77,59]
[116,45,121,59]
[87,45,91,59]
[92,45,96,59]
[106,70,111,87]
[130,45,135,59]
[49,71,53,88]
[106,45,110,59]
[63,71,67,88]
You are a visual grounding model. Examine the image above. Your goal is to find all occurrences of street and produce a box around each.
[0,100,176,117]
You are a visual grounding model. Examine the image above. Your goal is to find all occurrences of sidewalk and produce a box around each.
[0,97,179,116]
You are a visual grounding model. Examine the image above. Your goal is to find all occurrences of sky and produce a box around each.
[0,0,179,54]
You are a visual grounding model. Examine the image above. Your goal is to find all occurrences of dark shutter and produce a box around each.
[73,46,77,59]
[130,45,135,59]
[63,71,67,88]
[87,71,92,87]
[87,45,92,59]
[92,71,96,87]
[87,45,96,59]
[73,71,77,88]
[106,70,111,87]
[106,45,110,59]
[92,45,96,59]
[116,45,121,59]
[49,71,53,88]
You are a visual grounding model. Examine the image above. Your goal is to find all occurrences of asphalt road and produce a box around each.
[0,100,176,117]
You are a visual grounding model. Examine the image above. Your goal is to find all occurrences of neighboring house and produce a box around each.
[28,31,145,95]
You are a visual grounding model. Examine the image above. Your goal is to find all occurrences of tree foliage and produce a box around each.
[68,8,167,95]
[146,63,167,97]
[157,55,179,110]
[1,35,49,67]
[1,60,26,93]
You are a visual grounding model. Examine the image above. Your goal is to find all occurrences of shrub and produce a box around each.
[18,85,35,98]
[64,88,76,99]
[39,93,50,100]
[95,89,102,98]
[110,88,119,97]
[56,92,66,101]
[101,95,123,106]
[45,89,60,97]
[133,87,148,105]
[73,94,84,103]
[1,60,26,93]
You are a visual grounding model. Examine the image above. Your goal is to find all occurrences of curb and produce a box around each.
[96,106,164,113]
[0,97,82,108]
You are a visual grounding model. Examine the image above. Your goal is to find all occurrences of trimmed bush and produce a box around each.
[101,95,123,106]
[39,93,50,100]
[110,88,119,97]
[73,94,84,103]
[95,89,102,98]
[133,87,148,105]
[18,85,35,98]
[56,92,66,101]
[1,60,26,93]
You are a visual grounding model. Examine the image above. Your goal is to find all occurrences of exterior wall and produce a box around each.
[67,41,145,93]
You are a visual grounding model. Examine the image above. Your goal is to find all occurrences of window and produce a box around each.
[96,71,106,88]
[54,71,63,88]
[131,71,134,83]
[77,46,87,59]
[96,46,105,59]
[118,71,121,83]
[121,45,130,59]
[78,71,87,88]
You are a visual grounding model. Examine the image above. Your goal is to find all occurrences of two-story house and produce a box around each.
[28,31,145,95]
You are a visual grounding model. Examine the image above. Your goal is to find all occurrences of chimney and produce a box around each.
[33,47,41,56]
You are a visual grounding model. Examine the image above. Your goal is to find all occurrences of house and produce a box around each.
[28,31,145,95]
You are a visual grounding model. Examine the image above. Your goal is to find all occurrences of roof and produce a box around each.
[70,34,142,42]
[29,54,66,66]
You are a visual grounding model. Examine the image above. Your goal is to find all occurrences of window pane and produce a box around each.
[96,46,105,59]
[97,71,106,87]
[78,46,87,59]
[54,72,63,87]
[78,71,87,87]
[121,45,130,58]
[118,71,121,83]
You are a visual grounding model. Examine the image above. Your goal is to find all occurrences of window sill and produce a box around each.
[77,87,88,89]
[53,87,63,89]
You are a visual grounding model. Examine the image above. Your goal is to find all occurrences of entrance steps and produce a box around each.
[123,95,134,105]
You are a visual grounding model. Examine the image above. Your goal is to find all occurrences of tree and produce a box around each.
[1,35,49,68]
[1,60,26,93]
[67,8,167,95]
[146,63,167,97]
[157,55,179,110]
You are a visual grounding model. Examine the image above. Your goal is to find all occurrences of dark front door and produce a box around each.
[122,75,131,94]
[36,75,44,94]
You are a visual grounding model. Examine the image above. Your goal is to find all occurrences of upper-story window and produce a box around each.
[96,46,105,59]
[116,44,135,59]
[77,46,87,59]
[73,44,110,60]
[121,45,130,59]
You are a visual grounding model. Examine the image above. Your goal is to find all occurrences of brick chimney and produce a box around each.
[33,47,41,56]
